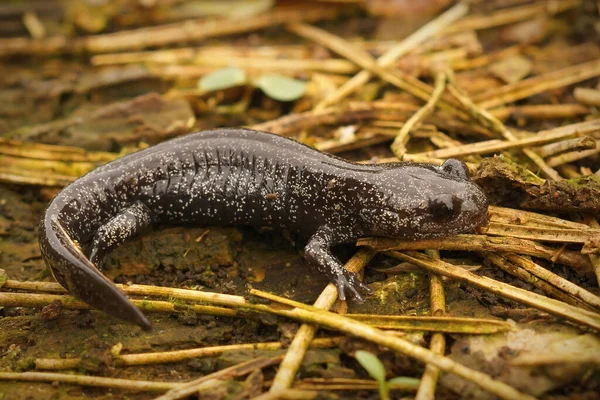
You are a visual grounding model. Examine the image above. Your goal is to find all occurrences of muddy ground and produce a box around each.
[1,1,600,399]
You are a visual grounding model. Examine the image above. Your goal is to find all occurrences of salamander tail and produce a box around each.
[39,215,152,330]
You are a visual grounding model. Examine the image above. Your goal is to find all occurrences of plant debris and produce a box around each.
[0,1,599,400]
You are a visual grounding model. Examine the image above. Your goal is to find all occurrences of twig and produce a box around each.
[154,356,282,400]
[586,218,600,287]
[446,77,561,180]
[490,104,590,121]
[2,279,511,337]
[250,290,538,400]
[503,253,600,310]
[168,55,360,75]
[410,127,584,159]
[35,338,340,370]
[488,205,590,230]
[2,279,511,334]
[0,138,115,162]
[269,249,375,392]
[444,0,580,34]
[89,39,402,66]
[314,2,468,109]
[0,372,180,391]
[357,235,593,274]
[253,288,510,334]
[574,87,600,107]
[510,353,600,366]
[252,101,417,136]
[545,145,600,167]
[475,59,600,109]
[387,251,600,331]
[286,22,465,119]
[481,223,600,248]
[415,250,446,400]
[253,389,318,400]
[535,137,597,158]
[337,315,511,334]
[391,72,447,158]
[0,6,344,56]
[483,253,594,310]
[291,377,419,392]
[0,292,238,317]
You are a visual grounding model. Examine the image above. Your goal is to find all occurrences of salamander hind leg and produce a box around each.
[88,201,153,266]
[303,226,372,302]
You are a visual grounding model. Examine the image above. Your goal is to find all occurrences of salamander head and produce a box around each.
[359,159,489,239]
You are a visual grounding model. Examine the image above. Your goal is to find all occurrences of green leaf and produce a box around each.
[387,376,420,388]
[253,74,306,101]
[198,67,247,92]
[355,350,386,384]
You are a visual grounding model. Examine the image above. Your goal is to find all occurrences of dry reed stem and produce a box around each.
[154,356,281,400]
[0,291,238,317]
[387,251,600,331]
[0,138,115,162]
[339,315,511,334]
[482,223,600,248]
[535,137,597,158]
[475,59,600,109]
[3,280,533,397]
[510,353,600,366]
[504,253,600,310]
[253,389,318,400]
[391,72,447,158]
[0,371,180,391]
[1,279,511,335]
[447,80,508,136]
[446,78,561,180]
[292,377,419,391]
[90,39,399,66]
[415,333,445,400]
[2,278,513,333]
[490,104,590,121]
[482,253,594,310]
[0,5,343,56]
[314,2,468,110]
[252,101,417,136]
[35,338,340,370]
[179,55,359,74]
[2,154,97,178]
[250,290,537,400]
[252,288,510,333]
[0,169,74,187]
[444,0,580,34]
[488,206,591,230]
[286,22,466,119]
[411,127,585,159]
[269,249,375,392]
[546,145,600,167]
[574,87,600,107]
[586,218,600,287]
[357,235,592,274]
[415,250,446,400]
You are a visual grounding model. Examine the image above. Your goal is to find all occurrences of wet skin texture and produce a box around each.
[39,128,489,330]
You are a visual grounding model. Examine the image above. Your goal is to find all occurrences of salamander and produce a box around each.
[39,128,489,330]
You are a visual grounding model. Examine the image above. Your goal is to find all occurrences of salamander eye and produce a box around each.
[429,195,461,221]
[441,159,469,180]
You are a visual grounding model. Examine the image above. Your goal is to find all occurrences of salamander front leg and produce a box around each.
[303,226,372,302]
[88,201,152,266]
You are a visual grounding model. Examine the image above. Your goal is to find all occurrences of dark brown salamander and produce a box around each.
[39,128,488,329]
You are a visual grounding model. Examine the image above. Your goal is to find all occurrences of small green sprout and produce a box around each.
[198,67,307,101]
[355,350,420,400]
